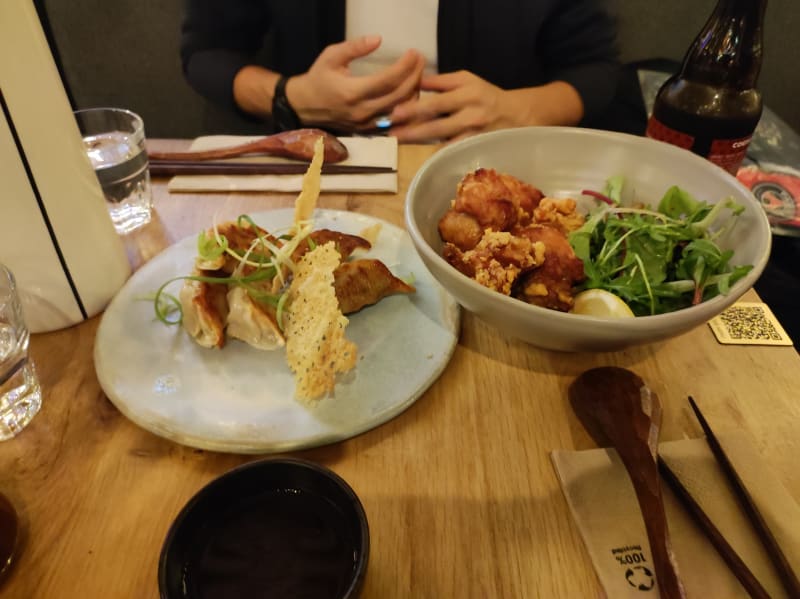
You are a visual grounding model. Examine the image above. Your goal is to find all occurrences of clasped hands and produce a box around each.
[285,35,546,144]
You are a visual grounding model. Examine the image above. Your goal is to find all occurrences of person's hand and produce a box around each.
[388,71,584,143]
[389,71,516,143]
[288,36,425,132]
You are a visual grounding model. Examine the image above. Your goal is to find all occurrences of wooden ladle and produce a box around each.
[569,367,686,599]
[147,128,350,163]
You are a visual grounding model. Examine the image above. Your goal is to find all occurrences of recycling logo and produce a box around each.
[625,566,655,591]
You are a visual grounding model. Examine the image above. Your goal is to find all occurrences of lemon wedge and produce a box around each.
[571,289,635,318]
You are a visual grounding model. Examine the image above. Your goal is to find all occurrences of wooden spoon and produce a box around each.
[569,367,686,599]
[147,128,349,163]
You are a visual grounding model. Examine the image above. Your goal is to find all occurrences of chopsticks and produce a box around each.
[688,397,800,597]
[147,159,396,177]
[657,457,771,598]
[659,397,800,598]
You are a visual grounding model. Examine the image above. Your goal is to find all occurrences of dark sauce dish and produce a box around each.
[158,458,369,599]
[0,491,19,585]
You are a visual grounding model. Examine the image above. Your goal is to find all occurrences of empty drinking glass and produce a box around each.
[0,264,41,440]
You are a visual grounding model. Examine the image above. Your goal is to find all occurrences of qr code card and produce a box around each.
[708,302,793,346]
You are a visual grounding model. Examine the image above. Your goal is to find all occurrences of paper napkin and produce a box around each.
[552,432,800,598]
[166,135,398,193]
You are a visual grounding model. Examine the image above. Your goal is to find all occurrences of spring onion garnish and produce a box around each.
[275,290,290,331]
[153,279,185,325]
[140,291,183,325]
[401,272,416,286]
[197,230,228,261]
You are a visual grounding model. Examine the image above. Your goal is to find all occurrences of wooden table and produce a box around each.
[2,142,799,598]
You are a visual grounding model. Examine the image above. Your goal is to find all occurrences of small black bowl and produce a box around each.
[159,458,369,599]
[0,492,19,585]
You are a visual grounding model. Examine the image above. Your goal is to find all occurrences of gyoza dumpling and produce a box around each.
[333,259,416,314]
[225,286,285,350]
[179,273,229,348]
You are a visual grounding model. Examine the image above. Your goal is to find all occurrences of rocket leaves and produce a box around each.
[569,181,752,316]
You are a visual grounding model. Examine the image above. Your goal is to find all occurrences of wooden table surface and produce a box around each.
[2,142,799,598]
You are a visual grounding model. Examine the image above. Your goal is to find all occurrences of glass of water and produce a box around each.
[0,265,41,441]
[74,107,153,234]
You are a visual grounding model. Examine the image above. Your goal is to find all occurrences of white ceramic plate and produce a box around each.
[94,209,460,453]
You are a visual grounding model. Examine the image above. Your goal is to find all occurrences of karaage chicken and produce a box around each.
[438,168,587,311]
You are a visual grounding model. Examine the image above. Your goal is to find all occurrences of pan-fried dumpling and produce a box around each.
[179,273,228,349]
[225,286,285,350]
[333,259,415,314]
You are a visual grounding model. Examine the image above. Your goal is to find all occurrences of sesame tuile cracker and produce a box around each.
[284,242,358,402]
[284,135,358,401]
[358,223,382,246]
[292,136,324,231]
[286,135,358,402]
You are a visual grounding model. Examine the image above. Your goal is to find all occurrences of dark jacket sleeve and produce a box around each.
[180,0,272,111]
[537,0,620,122]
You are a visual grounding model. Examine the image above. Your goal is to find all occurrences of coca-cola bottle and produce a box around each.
[646,0,767,175]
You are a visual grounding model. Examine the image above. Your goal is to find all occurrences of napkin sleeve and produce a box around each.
[551,432,800,598]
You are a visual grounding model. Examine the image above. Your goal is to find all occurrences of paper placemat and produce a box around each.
[167,135,398,193]
[552,432,800,598]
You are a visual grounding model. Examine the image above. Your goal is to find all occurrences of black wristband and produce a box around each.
[271,75,302,132]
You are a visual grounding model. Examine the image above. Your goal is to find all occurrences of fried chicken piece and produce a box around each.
[438,169,588,311]
[225,286,285,350]
[179,270,229,348]
[438,209,484,251]
[442,243,476,279]
[454,168,544,230]
[333,259,416,314]
[514,225,585,311]
[531,197,585,234]
[497,171,546,224]
[445,231,545,296]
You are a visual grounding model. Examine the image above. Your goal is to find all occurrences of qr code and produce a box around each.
[720,305,782,340]
[709,302,792,345]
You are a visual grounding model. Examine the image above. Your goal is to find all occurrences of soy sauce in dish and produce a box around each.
[0,492,18,581]
[185,488,358,599]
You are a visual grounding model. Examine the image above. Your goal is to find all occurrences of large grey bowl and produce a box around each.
[404,127,772,352]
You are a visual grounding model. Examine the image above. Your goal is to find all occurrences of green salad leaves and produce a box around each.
[568,178,753,316]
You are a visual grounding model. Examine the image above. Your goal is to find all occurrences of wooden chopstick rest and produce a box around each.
[688,396,800,598]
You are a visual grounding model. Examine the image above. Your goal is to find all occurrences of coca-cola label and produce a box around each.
[646,118,693,149]
[646,117,752,175]
[709,137,752,175]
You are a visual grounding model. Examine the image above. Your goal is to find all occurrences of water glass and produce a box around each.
[0,265,41,441]
[74,107,153,234]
